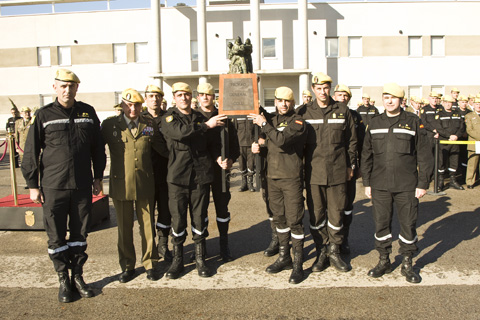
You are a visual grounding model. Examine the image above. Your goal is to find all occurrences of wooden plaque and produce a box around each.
[219,73,259,116]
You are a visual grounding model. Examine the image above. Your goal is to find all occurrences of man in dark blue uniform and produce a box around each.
[22,69,106,302]
[361,83,433,283]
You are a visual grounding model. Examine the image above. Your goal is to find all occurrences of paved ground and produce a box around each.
[0,151,480,319]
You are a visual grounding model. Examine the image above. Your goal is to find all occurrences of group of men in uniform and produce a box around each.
[19,67,480,302]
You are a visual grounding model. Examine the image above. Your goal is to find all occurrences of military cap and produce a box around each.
[113,104,122,110]
[476,93,480,99]
[311,72,332,85]
[468,94,475,99]
[451,87,460,93]
[122,88,144,104]
[145,84,164,96]
[197,83,215,95]
[458,95,468,102]
[371,99,375,104]
[429,91,440,98]
[422,98,429,104]
[172,82,192,94]
[383,83,405,98]
[302,89,312,97]
[442,95,455,103]
[55,68,80,83]
[475,98,480,104]
[274,86,294,101]
[334,84,352,97]
[362,93,370,99]
[21,106,31,112]
[191,98,198,104]
[410,96,418,103]
[162,98,167,103]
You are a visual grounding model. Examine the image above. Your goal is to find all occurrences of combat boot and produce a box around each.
[327,243,350,272]
[401,255,421,283]
[289,247,304,284]
[158,235,173,262]
[195,240,213,277]
[71,272,94,298]
[217,218,234,262]
[449,172,465,190]
[264,220,279,257]
[340,238,351,254]
[247,175,255,192]
[166,244,184,279]
[239,175,248,192]
[57,272,73,303]
[266,245,293,274]
[438,173,445,191]
[311,246,329,272]
[367,254,392,278]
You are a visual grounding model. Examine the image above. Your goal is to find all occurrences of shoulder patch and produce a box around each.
[419,124,424,129]
[435,115,439,120]
[166,115,173,123]
[295,120,303,125]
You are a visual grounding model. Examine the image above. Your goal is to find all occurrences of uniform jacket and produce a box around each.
[349,109,365,165]
[21,99,106,190]
[361,109,433,191]
[433,109,465,140]
[161,107,221,186]
[296,98,357,186]
[465,112,480,152]
[15,117,33,151]
[356,104,379,127]
[260,110,307,180]
[420,104,444,139]
[405,106,421,117]
[6,116,21,132]
[142,110,169,184]
[101,114,168,201]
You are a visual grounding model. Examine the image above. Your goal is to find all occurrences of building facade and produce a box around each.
[1,0,480,123]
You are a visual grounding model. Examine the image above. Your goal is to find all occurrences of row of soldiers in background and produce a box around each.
[5,106,34,166]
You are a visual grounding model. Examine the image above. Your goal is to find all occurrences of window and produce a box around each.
[262,38,276,58]
[325,37,339,58]
[37,47,51,67]
[40,94,53,106]
[134,42,148,63]
[57,46,71,66]
[348,37,362,57]
[431,85,444,96]
[191,41,198,61]
[113,43,127,63]
[264,88,275,107]
[408,86,422,100]
[349,87,362,109]
[431,36,445,56]
[408,36,422,57]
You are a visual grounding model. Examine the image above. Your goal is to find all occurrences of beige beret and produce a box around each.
[383,83,405,98]
[302,89,312,97]
[197,83,215,95]
[311,72,332,85]
[172,82,192,94]
[458,95,468,102]
[145,85,164,96]
[334,84,352,97]
[122,88,144,104]
[362,93,370,99]
[442,95,455,103]
[451,87,460,93]
[274,86,294,101]
[21,106,31,112]
[55,69,80,83]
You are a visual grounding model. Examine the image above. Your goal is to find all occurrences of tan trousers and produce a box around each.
[112,197,158,271]
[466,151,480,186]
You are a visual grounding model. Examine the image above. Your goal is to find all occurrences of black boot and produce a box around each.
[311,246,329,272]
[340,238,351,254]
[247,175,255,192]
[71,272,94,298]
[289,247,304,284]
[449,172,465,190]
[195,240,213,277]
[401,255,421,283]
[327,243,350,272]
[217,219,234,262]
[438,173,445,191]
[158,235,173,262]
[264,221,279,257]
[266,245,293,274]
[166,244,184,279]
[239,175,248,192]
[368,254,392,278]
[58,272,73,303]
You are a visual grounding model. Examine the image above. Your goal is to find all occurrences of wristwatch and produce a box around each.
[261,121,267,127]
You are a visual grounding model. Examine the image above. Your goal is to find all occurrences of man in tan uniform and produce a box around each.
[102,88,168,283]
[15,106,33,163]
[465,98,480,189]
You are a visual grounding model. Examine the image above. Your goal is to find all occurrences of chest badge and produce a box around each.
[166,115,173,123]
[332,113,337,118]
